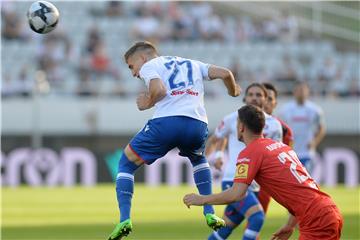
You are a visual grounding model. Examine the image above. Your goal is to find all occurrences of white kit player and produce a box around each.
[279,81,325,171]
[206,83,282,240]
[108,41,241,240]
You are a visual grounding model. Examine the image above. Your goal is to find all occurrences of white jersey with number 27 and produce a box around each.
[139,56,210,123]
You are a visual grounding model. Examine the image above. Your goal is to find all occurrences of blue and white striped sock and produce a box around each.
[192,159,214,215]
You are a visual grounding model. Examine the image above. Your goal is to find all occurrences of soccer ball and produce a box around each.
[27,1,59,34]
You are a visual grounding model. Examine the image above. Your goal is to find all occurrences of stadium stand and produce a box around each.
[1,1,359,98]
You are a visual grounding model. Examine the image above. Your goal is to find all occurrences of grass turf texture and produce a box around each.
[2,185,359,240]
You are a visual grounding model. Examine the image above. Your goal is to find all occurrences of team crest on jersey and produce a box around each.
[235,164,248,179]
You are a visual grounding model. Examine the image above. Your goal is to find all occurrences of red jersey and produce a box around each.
[233,138,336,224]
[276,117,294,147]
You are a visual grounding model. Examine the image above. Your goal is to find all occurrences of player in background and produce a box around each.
[278,81,325,171]
[107,41,241,240]
[184,105,343,240]
[205,83,282,240]
[260,82,294,213]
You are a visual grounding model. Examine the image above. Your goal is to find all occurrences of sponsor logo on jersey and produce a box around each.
[238,157,250,163]
[235,164,248,179]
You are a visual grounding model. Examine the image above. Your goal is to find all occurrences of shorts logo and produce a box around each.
[144,125,150,132]
[235,164,248,179]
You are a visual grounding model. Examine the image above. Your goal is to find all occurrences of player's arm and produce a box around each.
[183,182,248,207]
[271,214,297,240]
[136,78,167,111]
[208,65,241,97]
[309,122,326,150]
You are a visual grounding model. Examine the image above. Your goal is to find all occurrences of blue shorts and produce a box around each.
[129,116,208,165]
[300,157,311,171]
[222,181,261,224]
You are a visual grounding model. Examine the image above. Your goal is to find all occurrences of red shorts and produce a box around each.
[299,204,343,240]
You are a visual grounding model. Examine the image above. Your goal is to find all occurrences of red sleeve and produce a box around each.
[233,148,261,185]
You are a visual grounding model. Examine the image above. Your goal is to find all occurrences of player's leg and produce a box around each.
[109,120,171,240]
[240,191,265,240]
[208,181,244,239]
[178,117,224,230]
[108,146,142,240]
[208,205,244,240]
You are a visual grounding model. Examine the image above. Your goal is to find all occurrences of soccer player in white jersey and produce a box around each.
[206,83,282,240]
[279,81,325,171]
[107,41,241,240]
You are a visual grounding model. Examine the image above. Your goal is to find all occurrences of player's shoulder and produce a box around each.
[305,100,323,113]
[265,112,282,127]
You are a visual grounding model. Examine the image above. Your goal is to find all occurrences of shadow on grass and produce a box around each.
[2,214,359,240]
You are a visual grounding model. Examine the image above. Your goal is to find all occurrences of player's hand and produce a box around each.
[183,193,205,208]
[136,92,151,111]
[228,84,241,97]
[271,225,294,240]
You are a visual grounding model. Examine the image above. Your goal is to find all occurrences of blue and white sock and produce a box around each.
[116,153,139,222]
[243,211,265,240]
[191,157,214,215]
[208,226,234,240]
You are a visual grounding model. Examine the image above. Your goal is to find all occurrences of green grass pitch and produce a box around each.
[2,185,359,240]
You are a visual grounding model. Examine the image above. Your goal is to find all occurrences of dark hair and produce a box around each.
[243,82,268,103]
[124,41,158,61]
[263,82,278,98]
[237,105,265,134]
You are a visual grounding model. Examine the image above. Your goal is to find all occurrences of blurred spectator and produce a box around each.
[85,26,102,55]
[88,42,122,82]
[328,64,351,97]
[275,55,298,94]
[198,13,225,41]
[131,7,161,42]
[90,1,123,18]
[279,11,299,42]
[1,73,17,98]
[76,67,96,97]
[36,30,71,90]
[105,1,123,17]
[1,2,29,41]
[13,66,33,97]
[262,16,279,42]
[170,8,195,41]
[317,57,337,95]
[1,66,33,98]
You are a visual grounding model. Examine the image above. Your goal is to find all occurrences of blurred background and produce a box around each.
[1,1,359,239]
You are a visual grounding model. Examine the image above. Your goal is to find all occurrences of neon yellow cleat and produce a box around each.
[205,213,226,231]
[108,219,132,240]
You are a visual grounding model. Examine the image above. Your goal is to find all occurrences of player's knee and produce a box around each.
[189,155,207,166]
[118,150,140,174]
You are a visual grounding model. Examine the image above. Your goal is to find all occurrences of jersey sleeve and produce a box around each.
[233,149,261,185]
[214,114,231,139]
[270,119,283,142]
[193,60,210,80]
[139,61,162,88]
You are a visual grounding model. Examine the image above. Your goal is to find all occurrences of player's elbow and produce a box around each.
[208,65,233,80]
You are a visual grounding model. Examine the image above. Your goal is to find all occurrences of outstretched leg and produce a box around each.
[189,155,225,230]
[108,145,143,240]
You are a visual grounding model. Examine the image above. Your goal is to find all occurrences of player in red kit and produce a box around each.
[184,105,343,240]
[258,82,295,214]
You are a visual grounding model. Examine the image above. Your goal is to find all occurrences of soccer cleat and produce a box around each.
[108,219,133,240]
[205,213,226,231]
